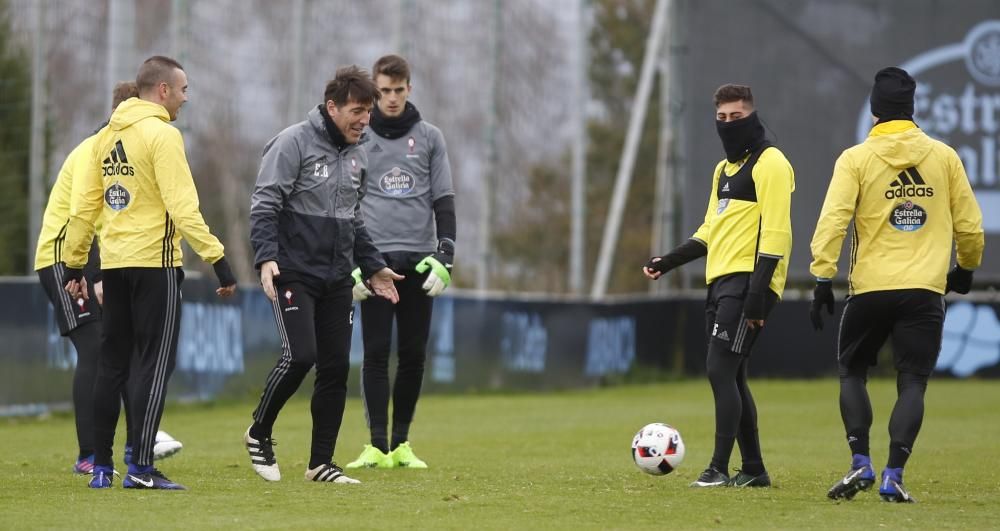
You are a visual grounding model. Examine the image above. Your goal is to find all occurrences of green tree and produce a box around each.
[494,0,661,293]
[0,0,31,274]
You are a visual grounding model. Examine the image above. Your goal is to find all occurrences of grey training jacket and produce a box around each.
[250,106,385,284]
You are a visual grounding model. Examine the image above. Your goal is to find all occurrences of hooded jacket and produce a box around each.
[35,134,100,271]
[810,120,984,295]
[249,106,385,284]
[62,97,225,270]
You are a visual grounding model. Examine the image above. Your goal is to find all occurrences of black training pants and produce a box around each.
[93,267,182,468]
[837,289,944,467]
[359,269,432,447]
[252,277,354,468]
[703,273,778,472]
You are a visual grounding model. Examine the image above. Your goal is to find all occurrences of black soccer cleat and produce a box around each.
[690,466,730,487]
[729,469,771,488]
[827,464,875,500]
[123,468,186,490]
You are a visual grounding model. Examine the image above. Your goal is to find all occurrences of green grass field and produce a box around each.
[2,379,999,530]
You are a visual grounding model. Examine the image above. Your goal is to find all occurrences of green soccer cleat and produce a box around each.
[345,444,393,469]
[390,442,428,469]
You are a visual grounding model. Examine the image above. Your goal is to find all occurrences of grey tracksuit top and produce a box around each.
[361,120,454,255]
[250,106,385,284]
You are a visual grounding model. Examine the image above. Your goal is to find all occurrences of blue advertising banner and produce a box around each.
[2,278,998,414]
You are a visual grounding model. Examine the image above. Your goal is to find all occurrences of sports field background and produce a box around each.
[2,379,997,529]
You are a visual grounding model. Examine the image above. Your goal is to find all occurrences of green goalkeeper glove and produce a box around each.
[415,255,452,297]
[351,267,373,302]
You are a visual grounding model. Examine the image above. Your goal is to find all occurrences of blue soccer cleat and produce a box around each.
[879,468,915,503]
[123,467,186,490]
[89,465,114,489]
[827,454,875,500]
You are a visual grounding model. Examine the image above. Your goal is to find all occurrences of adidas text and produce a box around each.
[884,186,933,199]
[103,165,135,177]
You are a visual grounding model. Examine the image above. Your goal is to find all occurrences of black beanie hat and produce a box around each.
[870,67,916,122]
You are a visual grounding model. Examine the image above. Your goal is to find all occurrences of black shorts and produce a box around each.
[705,272,779,356]
[37,264,101,336]
[837,289,945,376]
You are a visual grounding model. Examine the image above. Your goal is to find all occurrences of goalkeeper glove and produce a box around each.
[416,254,452,297]
[351,267,373,302]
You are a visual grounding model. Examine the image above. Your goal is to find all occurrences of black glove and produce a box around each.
[810,280,835,331]
[213,256,237,288]
[945,265,973,294]
[645,239,707,275]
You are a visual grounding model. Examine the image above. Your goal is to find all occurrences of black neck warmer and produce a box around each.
[716,112,767,163]
[318,104,350,151]
[370,101,422,139]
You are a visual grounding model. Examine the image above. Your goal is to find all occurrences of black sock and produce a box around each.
[391,422,411,451]
[371,437,389,454]
[887,371,927,469]
[740,460,765,476]
[839,368,873,458]
[847,432,870,457]
[887,441,913,469]
[710,434,735,473]
[249,422,271,442]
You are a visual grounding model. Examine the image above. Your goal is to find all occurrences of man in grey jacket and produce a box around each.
[244,65,401,485]
[346,54,455,470]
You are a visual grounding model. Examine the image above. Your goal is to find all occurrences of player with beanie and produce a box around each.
[812,67,983,503]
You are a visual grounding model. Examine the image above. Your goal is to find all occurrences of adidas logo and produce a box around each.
[102,140,134,177]
[716,330,730,341]
[885,167,933,199]
[721,182,730,192]
[370,144,383,153]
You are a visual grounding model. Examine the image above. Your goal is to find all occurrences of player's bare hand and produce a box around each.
[746,318,765,330]
[94,280,104,306]
[369,267,404,304]
[643,257,663,280]
[64,277,89,301]
[260,261,280,302]
[216,284,237,298]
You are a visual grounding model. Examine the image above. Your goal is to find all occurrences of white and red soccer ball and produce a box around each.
[631,423,685,476]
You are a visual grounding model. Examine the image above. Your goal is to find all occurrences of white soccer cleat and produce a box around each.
[244,427,281,481]
[153,430,184,460]
[305,463,360,484]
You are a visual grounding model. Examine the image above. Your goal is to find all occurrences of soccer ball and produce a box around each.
[631,423,685,475]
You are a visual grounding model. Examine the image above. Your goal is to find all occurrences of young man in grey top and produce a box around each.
[245,65,401,484]
[346,55,456,470]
